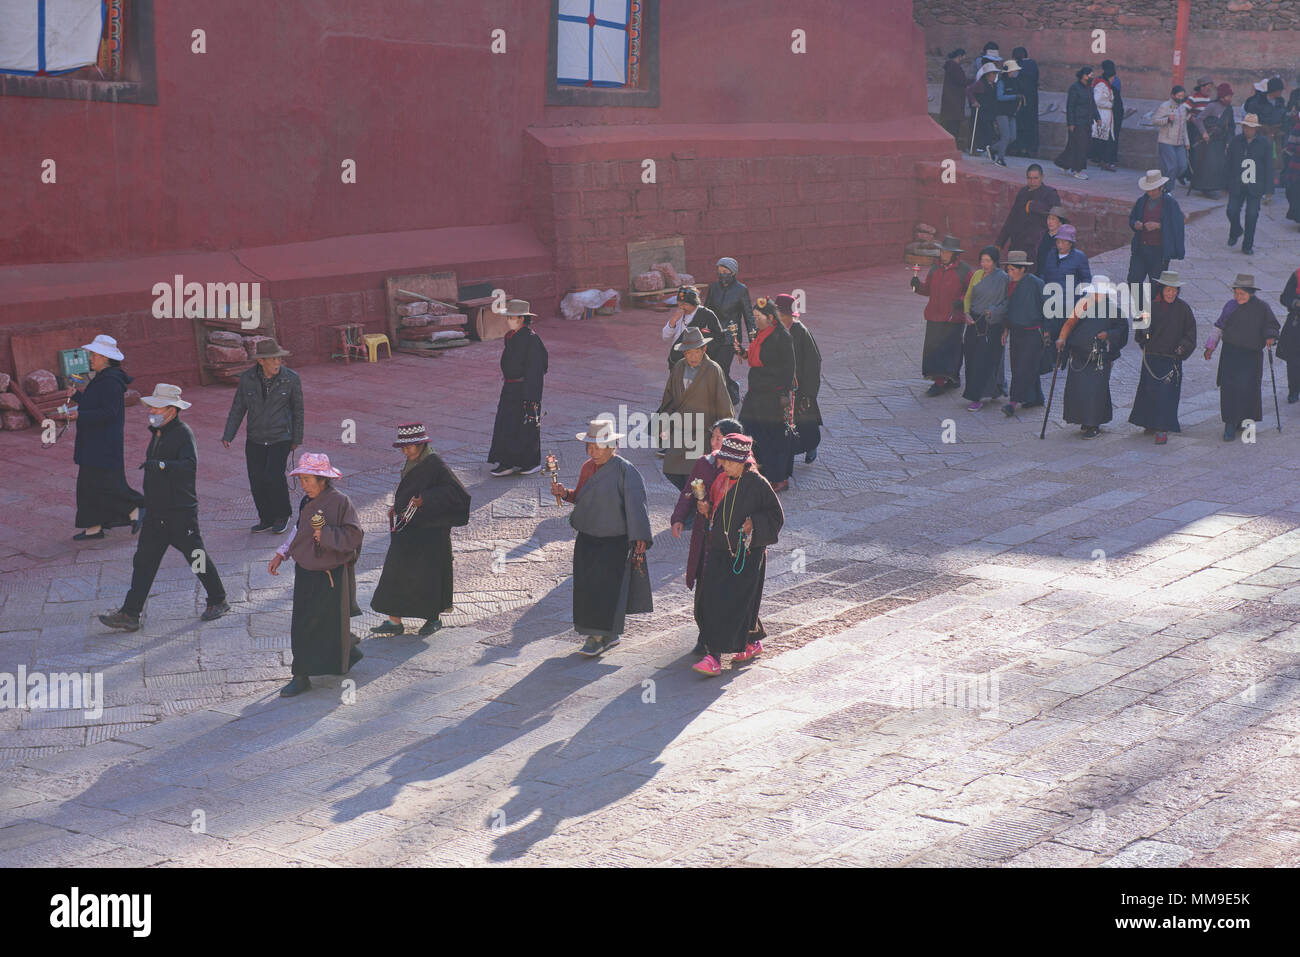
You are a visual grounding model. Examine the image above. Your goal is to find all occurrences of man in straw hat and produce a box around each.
[912,235,972,397]
[550,418,653,657]
[1127,170,1185,288]
[1227,113,1273,256]
[370,423,471,636]
[222,338,304,534]
[99,385,229,632]
[658,326,733,491]
[1129,271,1198,444]
[1204,274,1279,441]
[1000,249,1050,416]
[488,300,548,477]
[270,452,365,696]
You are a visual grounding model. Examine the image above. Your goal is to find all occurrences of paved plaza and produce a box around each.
[2,169,1300,867]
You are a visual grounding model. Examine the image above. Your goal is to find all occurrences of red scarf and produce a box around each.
[748,324,776,368]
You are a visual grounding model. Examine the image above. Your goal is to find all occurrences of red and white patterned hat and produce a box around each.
[716,433,756,466]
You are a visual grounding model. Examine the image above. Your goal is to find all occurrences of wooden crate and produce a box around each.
[384,271,472,355]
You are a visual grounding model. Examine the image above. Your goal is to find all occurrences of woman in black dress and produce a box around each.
[370,423,471,637]
[69,334,144,540]
[692,434,784,677]
[488,300,548,477]
[739,297,796,492]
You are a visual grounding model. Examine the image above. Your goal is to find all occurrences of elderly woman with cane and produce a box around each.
[68,335,145,540]
[270,453,365,697]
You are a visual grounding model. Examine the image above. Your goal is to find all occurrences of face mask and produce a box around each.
[149,413,166,428]
[718,271,734,286]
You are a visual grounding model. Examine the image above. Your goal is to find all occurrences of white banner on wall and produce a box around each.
[0,0,106,75]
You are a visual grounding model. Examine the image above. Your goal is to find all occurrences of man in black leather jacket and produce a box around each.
[100,384,228,631]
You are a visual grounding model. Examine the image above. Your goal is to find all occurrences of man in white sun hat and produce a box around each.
[99,384,229,632]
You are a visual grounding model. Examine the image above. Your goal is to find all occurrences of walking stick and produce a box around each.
[1040,348,1061,440]
[969,106,981,155]
[1268,345,1282,432]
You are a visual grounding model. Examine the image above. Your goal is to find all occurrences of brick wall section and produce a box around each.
[532,152,916,292]
[913,161,1136,262]
[914,0,1300,30]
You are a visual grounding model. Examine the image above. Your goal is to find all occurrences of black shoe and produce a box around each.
[200,600,230,622]
[1228,233,1240,247]
[99,609,140,632]
[925,382,945,397]
[601,635,621,653]
[280,676,311,697]
[1081,426,1101,439]
[804,447,818,464]
[131,509,144,534]
[250,520,274,532]
[1002,403,1017,417]
[418,617,443,636]
[370,620,404,636]
[1288,394,1298,405]
[1242,246,1254,256]
[73,530,105,541]
[1224,425,1236,441]
[271,517,292,534]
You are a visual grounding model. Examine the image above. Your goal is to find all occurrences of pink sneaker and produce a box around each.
[733,641,763,663]
[692,654,722,677]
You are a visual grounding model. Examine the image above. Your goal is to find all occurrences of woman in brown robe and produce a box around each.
[270,452,365,697]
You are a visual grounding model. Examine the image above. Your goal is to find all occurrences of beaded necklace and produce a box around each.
[713,472,748,574]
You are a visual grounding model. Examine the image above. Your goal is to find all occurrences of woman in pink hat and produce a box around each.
[269,452,365,697]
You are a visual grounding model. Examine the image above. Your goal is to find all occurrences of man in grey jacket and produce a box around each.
[221,339,304,533]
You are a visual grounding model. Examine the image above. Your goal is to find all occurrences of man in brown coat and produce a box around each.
[658,326,734,490]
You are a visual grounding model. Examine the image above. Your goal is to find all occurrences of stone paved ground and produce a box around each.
[2,177,1300,867]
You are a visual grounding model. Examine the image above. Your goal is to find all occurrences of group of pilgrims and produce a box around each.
[912,163,1292,443]
[78,261,824,694]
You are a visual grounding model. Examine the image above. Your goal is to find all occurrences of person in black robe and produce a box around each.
[691,434,784,677]
[69,335,144,540]
[1055,67,1099,178]
[1190,84,1235,197]
[270,453,365,697]
[996,165,1061,256]
[704,257,755,406]
[488,300,548,477]
[551,419,653,657]
[1009,47,1040,156]
[1000,250,1049,415]
[1227,116,1274,256]
[939,49,969,144]
[774,293,823,464]
[1276,265,1300,402]
[739,297,796,492]
[370,424,471,637]
[1204,275,1280,440]
[1128,272,1198,443]
[1054,279,1130,437]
